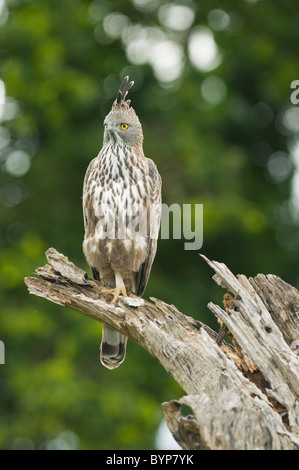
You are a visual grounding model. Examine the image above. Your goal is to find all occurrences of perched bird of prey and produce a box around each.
[83,76,162,369]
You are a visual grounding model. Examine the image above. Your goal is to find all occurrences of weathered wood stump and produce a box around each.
[24,248,299,450]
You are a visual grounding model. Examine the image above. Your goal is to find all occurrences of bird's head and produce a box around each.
[103,76,143,147]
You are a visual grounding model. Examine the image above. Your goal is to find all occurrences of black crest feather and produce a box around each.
[116,76,134,105]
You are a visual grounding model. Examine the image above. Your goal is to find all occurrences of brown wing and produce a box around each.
[136,158,162,296]
[82,157,97,234]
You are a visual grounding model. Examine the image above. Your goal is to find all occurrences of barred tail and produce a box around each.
[100,325,128,370]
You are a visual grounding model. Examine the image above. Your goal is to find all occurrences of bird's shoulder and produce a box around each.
[83,153,101,181]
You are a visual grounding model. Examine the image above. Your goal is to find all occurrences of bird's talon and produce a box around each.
[101,286,127,304]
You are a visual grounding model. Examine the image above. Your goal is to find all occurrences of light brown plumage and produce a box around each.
[83,76,162,369]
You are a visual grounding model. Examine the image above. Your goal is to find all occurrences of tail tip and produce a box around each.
[100,340,127,370]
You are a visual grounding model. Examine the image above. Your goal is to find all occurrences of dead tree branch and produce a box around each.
[24,248,299,450]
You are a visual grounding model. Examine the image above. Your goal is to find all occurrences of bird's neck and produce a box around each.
[102,142,145,160]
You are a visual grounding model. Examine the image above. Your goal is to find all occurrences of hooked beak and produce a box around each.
[106,123,114,133]
[105,122,117,143]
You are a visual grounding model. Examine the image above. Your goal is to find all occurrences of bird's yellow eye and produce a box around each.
[121,123,128,130]
[104,124,107,130]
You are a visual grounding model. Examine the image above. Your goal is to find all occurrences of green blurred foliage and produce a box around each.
[0,0,299,450]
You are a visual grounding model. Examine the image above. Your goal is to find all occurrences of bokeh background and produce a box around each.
[1,0,299,450]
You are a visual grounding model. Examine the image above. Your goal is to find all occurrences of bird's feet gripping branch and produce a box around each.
[101,271,128,304]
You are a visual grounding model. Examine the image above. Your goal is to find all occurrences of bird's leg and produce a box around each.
[101,271,127,303]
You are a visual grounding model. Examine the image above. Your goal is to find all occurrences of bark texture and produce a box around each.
[24,248,299,450]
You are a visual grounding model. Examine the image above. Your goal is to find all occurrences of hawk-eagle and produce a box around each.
[83,76,162,369]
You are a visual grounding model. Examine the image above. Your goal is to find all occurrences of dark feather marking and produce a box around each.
[116,76,135,105]
[92,267,100,281]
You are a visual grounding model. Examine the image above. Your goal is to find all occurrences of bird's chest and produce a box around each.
[83,146,152,269]
[97,146,147,207]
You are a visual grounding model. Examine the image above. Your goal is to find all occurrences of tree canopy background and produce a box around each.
[0,0,299,450]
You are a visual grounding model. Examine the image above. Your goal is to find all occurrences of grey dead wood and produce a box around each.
[24,248,299,450]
